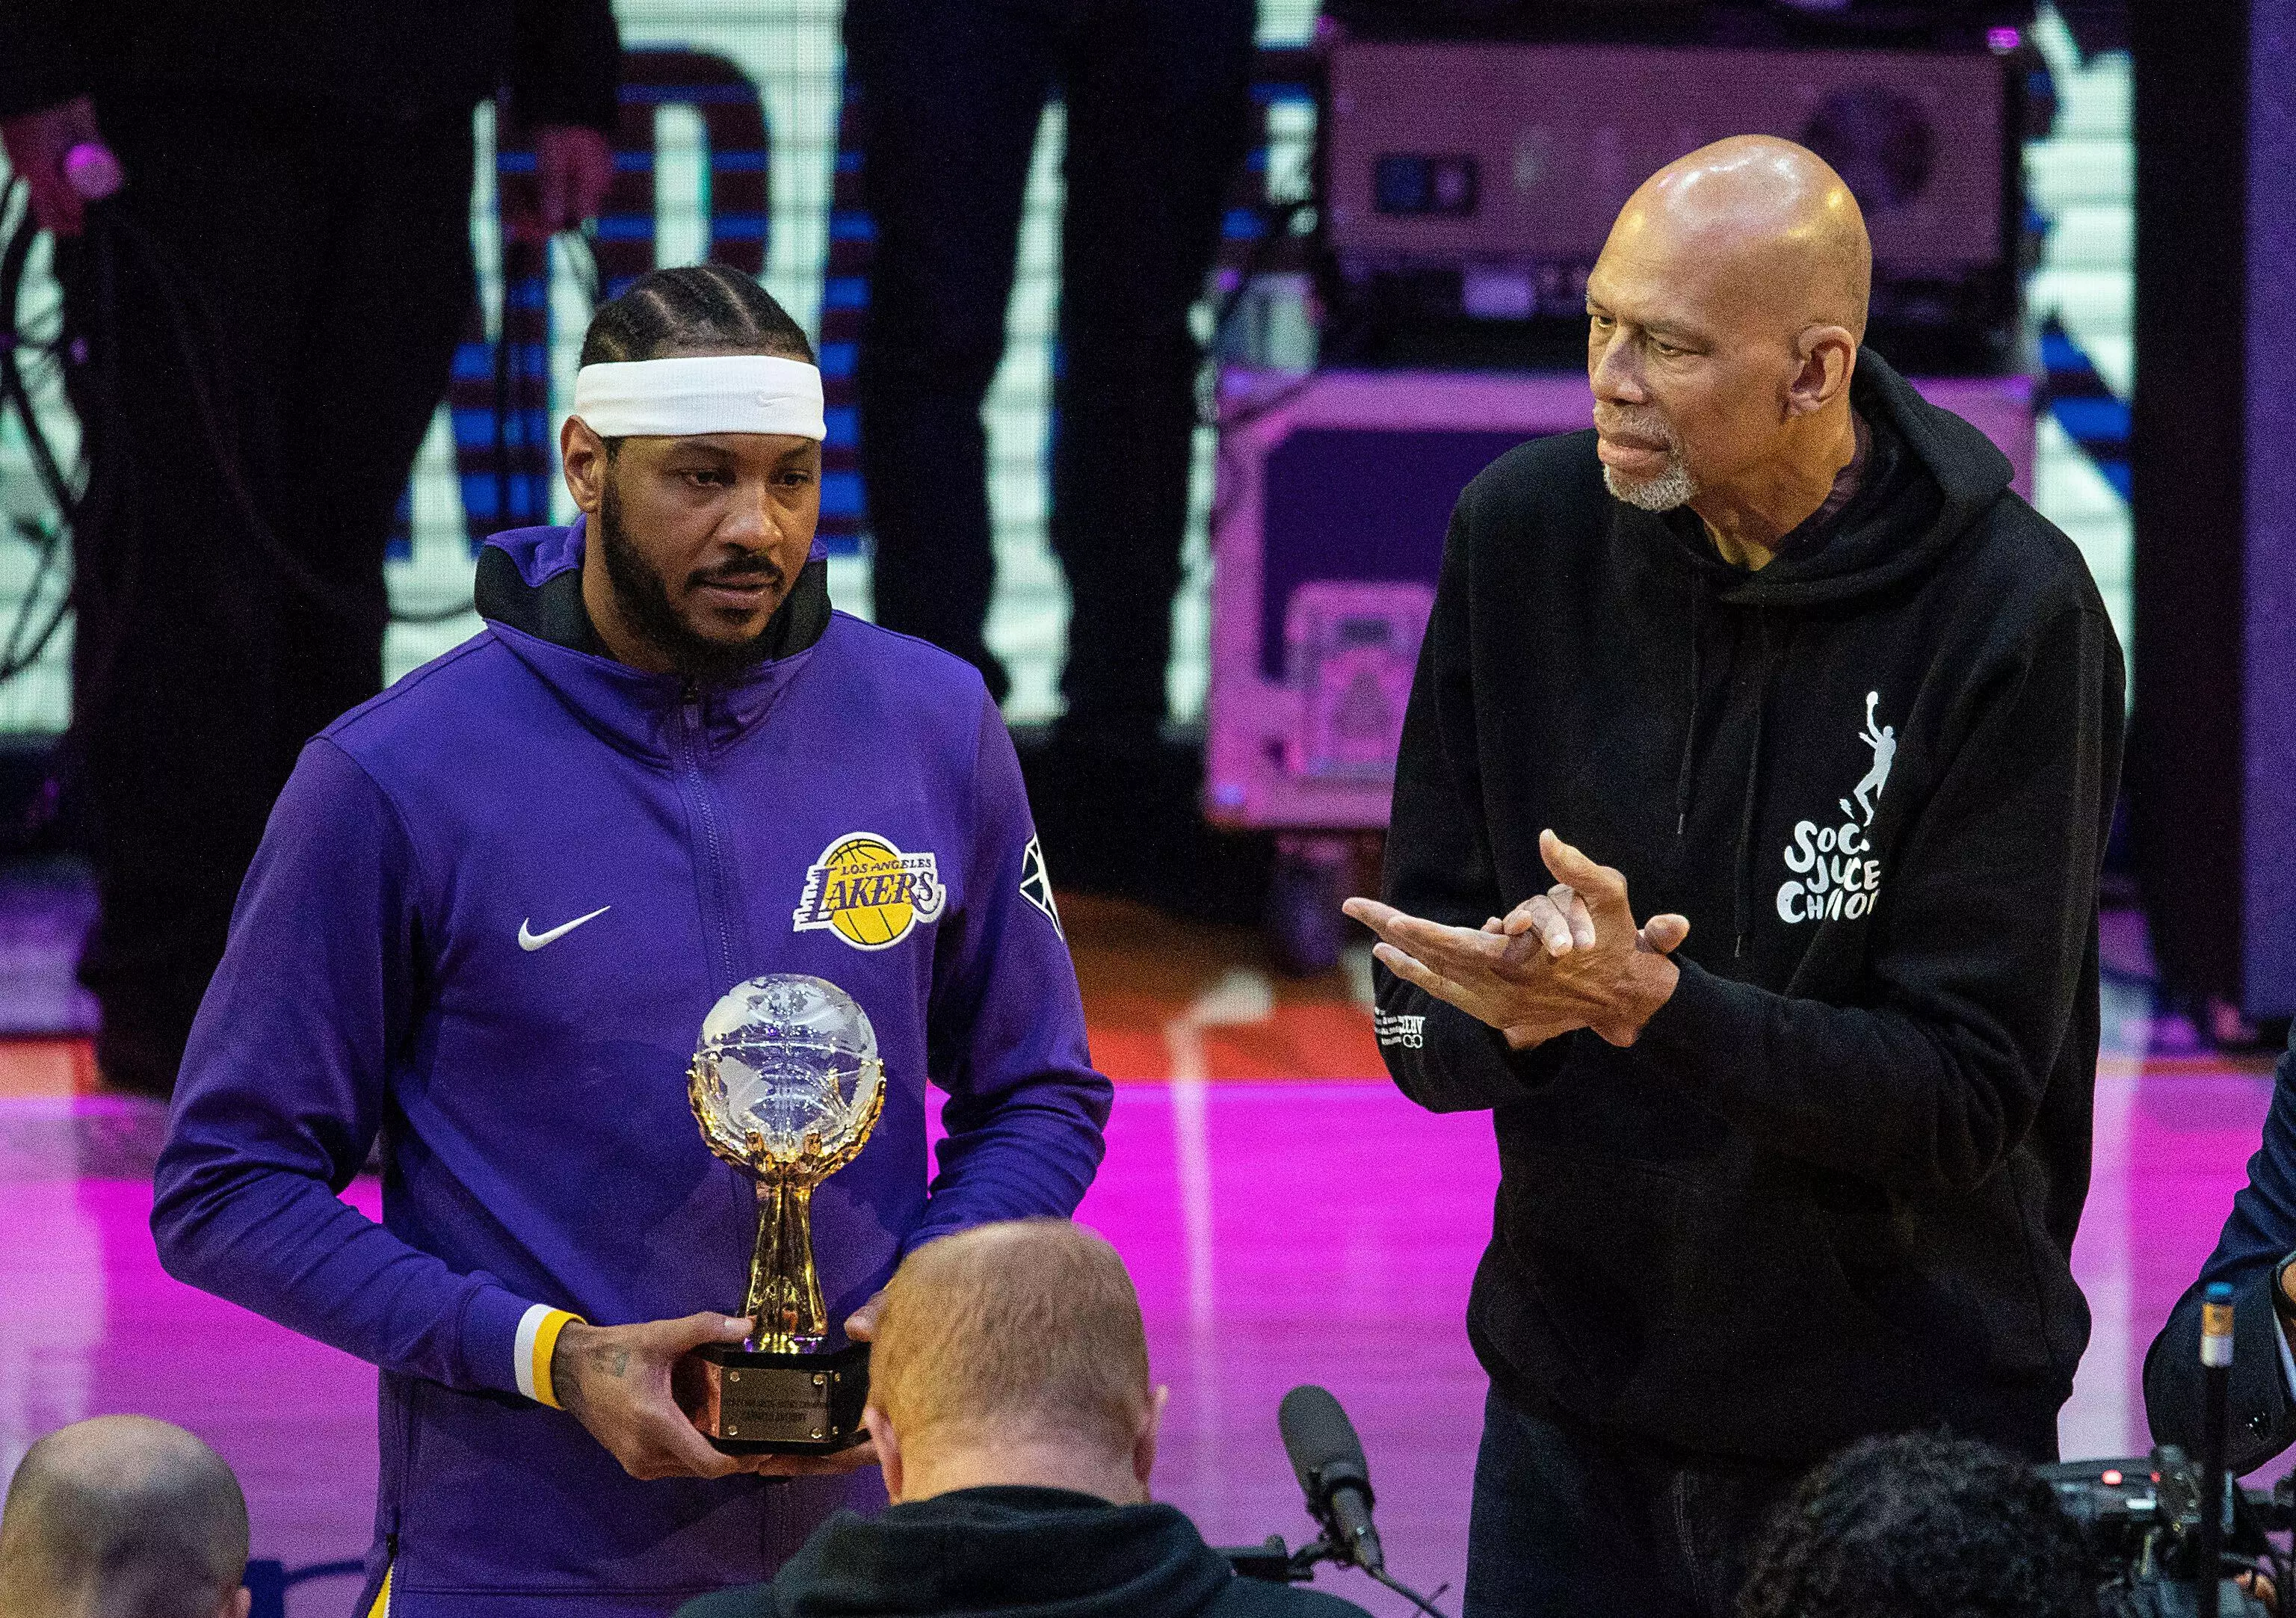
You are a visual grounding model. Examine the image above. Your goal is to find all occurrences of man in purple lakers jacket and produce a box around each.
[149,264,1114,1616]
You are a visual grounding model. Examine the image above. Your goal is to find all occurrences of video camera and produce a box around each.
[2041,1448,2288,1618]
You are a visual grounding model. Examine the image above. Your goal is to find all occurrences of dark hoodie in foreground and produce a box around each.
[676,1486,1371,1618]
[1375,351,2125,1465]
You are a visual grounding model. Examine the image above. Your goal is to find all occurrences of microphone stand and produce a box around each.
[1363,1563,1455,1618]
[1255,1385,1457,1617]
[2200,1282,2233,1618]
[1217,1531,1453,1617]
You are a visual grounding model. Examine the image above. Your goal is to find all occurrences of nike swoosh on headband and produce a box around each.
[518,906,613,952]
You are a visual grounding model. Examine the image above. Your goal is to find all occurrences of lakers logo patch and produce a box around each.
[794,833,946,950]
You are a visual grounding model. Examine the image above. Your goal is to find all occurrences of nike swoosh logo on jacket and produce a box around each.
[518,906,611,951]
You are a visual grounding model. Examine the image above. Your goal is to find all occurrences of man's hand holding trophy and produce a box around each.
[554,974,887,1479]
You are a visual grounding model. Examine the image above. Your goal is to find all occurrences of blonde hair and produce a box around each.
[871,1219,1152,1453]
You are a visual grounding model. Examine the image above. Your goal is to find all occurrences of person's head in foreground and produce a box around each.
[866,1217,1159,1506]
[677,1219,1369,1617]
[0,1415,250,1618]
[1587,134,1870,558]
[1736,1432,2098,1618]
[564,262,824,683]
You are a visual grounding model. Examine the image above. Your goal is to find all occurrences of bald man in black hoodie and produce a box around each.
[1346,138,2123,1618]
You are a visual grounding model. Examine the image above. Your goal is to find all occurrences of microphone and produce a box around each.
[1279,1385,1385,1575]
[63,143,124,203]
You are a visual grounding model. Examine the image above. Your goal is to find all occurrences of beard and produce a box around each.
[597,475,785,685]
[1595,406,1701,513]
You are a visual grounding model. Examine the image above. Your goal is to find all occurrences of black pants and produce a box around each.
[1465,1386,1803,1618]
[844,0,1255,729]
[60,90,476,1093]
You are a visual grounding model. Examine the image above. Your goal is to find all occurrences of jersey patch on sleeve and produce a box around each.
[1019,836,1064,939]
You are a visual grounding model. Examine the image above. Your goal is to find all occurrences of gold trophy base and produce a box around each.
[681,1341,870,1454]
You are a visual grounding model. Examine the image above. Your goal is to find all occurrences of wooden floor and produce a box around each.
[0,896,2283,1615]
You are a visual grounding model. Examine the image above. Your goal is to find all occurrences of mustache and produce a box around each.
[1593,405,1679,448]
[688,555,787,590]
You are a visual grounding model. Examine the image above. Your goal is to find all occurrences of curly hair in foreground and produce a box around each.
[1738,1431,2101,1618]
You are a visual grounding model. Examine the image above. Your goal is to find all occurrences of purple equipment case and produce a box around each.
[1205,367,2036,833]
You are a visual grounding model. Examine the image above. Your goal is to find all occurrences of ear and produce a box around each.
[1786,325,1858,419]
[225,1586,253,1618]
[863,1406,904,1503]
[1131,1386,1169,1499]
[561,415,610,516]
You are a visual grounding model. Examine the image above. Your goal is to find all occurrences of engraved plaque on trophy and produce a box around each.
[679,974,883,1454]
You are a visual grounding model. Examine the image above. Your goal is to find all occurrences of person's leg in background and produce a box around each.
[60,92,336,1096]
[1670,1451,1802,1618]
[1465,1386,1700,1618]
[845,0,1059,704]
[268,105,476,768]
[1024,0,1251,892]
[1464,1385,1800,1618]
[1049,0,1253,741]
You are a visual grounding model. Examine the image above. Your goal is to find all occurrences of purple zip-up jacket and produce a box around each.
[150,521,1112,1617]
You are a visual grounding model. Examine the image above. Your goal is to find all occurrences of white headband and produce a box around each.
[570,354,827,441]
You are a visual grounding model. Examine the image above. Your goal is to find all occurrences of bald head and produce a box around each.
[872,1219,1151,1451]
[1609,136,1871,342]
[864,1220,1161,1506]
[1585,138,1873,546]
[0,1418,250,1618]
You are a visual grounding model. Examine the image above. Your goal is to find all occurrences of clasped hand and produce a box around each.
[1343,830,1686,1050]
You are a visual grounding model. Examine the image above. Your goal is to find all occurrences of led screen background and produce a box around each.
[0,3,2127,736]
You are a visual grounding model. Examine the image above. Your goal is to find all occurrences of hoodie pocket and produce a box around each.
[1494,1144,1920,1449]
[395,1386,772,1595]
[1496,1145,1700,1405]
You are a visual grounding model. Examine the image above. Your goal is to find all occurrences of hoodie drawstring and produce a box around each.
[1673,575,1703,839]
[1731,611,1780,959]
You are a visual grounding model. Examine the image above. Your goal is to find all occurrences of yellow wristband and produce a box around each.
[515,1306,584,1408]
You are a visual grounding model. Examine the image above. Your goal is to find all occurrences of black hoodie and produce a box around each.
[1375,351,2125,1466]
[674,1486,1372,1618]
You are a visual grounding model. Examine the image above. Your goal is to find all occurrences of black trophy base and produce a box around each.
[683,1340,870,1454]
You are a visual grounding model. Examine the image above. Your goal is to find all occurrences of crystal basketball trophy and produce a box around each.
[681,975,883,1454]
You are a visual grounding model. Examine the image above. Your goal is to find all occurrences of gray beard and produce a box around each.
[1603,459,1700,512]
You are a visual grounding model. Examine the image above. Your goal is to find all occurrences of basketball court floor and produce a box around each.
[0,894,2279,1617]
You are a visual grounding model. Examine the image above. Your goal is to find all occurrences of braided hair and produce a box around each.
[578,262,814,367]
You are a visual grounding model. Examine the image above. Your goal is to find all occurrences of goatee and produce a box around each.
[1602,460,1701,512]
[1594,405,1700,513]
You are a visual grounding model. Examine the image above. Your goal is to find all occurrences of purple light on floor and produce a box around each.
[3,1054,2289,1616]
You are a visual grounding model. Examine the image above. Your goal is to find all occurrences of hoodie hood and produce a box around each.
[1674,348,2015,610]
[767,1488,1237,1618]
[470,516,833,760]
